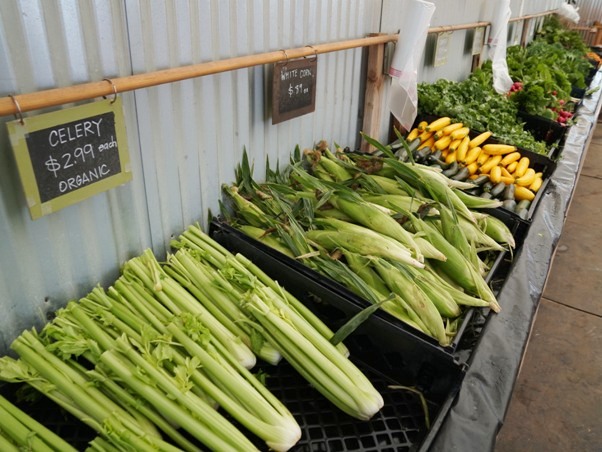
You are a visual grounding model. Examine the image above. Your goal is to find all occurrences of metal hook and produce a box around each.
[280,49,289,64]
[304,45,318,61]
[8,94,24,125]
[103,78,118,104]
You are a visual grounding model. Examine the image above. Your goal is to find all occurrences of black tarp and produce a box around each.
[430,71,602,451]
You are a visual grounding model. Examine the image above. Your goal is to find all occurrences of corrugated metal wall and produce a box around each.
[0,0,380,354]
[575,0,602,26]
[573,0,602,44]
[0,0,150,354]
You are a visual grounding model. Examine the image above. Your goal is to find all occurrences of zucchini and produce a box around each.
[407,137,421,153]
[442,161,459,178]
[480,192,493,199]
[416,147,432,162]
[451,167,470,181]
[465,187,482,196]
[516,208,529,220]
[430,149,442,161]
[503,183,515,201]
[502,199,517,211]
[396,149,409,162]
[490,182,507,198]
[482,181,494,193]
[472,174,489,186]
[428,156,450,169]
[516,199,531,211]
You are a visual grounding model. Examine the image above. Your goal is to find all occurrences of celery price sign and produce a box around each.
[272,57,317,124]
[7,98,132,220]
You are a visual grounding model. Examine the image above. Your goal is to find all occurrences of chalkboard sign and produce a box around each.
[272,57,317,124]
[7,98,131,220]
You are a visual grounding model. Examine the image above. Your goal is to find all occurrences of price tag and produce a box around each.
[272,57,317,124]
[7,98,131,219]
[434,31,453,67]
[472,27,485,56]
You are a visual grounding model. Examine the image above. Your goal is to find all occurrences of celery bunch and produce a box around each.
[0,246,306,451]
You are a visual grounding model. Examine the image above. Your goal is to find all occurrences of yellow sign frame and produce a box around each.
[7,98,131,220]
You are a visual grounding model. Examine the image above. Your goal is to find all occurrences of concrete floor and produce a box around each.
[495,124,602,451]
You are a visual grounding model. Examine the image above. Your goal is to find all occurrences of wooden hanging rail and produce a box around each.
[0,8,559,118]
[428,9,556,34]
[508,10,556,23]
[0,34,398,118]
[429,22,490,34]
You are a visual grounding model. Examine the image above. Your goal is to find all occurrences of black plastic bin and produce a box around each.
[517,111,568,152]
[210,219,469,451]
[407,114,557,222]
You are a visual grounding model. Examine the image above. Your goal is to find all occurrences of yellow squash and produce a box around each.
[482,144,517,155]
[426,117,452,132]
[469,131,492,149]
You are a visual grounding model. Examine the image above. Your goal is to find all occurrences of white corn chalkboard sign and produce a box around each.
[272,57,317,124]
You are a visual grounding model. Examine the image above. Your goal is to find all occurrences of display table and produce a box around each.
[430,71,602,451]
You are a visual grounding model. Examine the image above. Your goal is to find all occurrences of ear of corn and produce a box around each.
[437,204,480,271]
[452,188,503,209]
[407,218,499,311]
[478,215,515,249]
[307,219,423,268]
[328,193,423,262]
[371,258,447,345]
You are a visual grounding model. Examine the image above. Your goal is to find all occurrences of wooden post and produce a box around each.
[360,34,387,152]
[593,22,602,47]
[520,18,531,47]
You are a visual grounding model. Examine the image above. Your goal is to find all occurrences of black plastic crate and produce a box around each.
[407,114,556,222]
[210,220,468,451]
[0,382,97,449]
[210,219,507,358]
[517,111,568,151]
[571,85,586,99]
[483,205,531,251]
[1,355,462,452]
[263,345,462,451]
